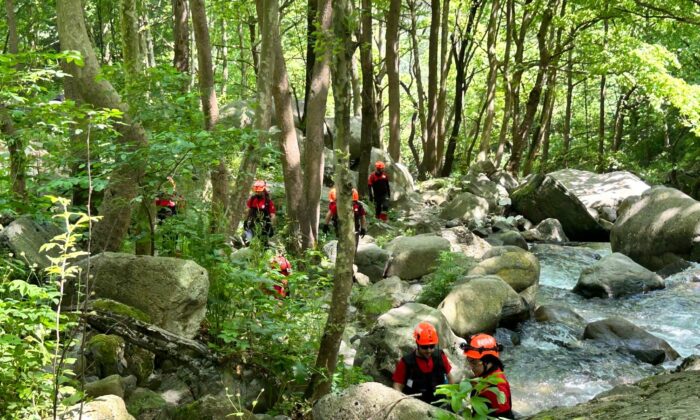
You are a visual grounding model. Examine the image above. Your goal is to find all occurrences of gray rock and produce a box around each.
[485,230,528,250]
[74,253,209,338]
[0,216,62,271]
[125,387,167,420]
[384,235,451,280]
[674,355,700,372]
[439,192,490,222]
[438,275,529,337]
[438,226,492,260]
[511,173,608,241]
[534,305,585,329]
[85,374,132,399]
[529,370,700,420]
[489,170,520,193]
[58,395,135,420]
[574,252,665,298]
[353,276,418,319]
[611,186,700,270]
[370,148,416,202]
[583,317,680,364]
[461,173,510,214]
[521,218,569,242]
[313,382,454,419]
[467,159,497,177]
[354,302,468,385]
[470,247,540,295]
[355,243,390,283]
[325,116,362,159]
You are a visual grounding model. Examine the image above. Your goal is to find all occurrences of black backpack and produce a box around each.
[402,349,448,404]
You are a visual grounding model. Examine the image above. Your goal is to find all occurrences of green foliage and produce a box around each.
[331,359,373,392]
[434,375,507,420]
[418,252,477,308]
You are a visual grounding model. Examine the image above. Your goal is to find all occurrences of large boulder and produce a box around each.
[511,173,609,241]
[460,173,511,214]
[489,171,519,193]
[354,302,468,384]
[369,147,416,202]
[355,243,390,283]
[438,226,492,260]
[84,374,136,399]
[58,395,135,420]
[438,275,529,337]
[353,276,420,319]
[611,186,700,270]
[485,230,528,250]
[521,218,569,242]
[534,305,585,329]
[125,387,167,419]
[468,247,540,296]
[384,235,451,280]
[0,216,62,270]
[313,382,454,420]
[573,252,665,298]
[324,116,362,157]
[583,317,680,365]
[439,192,489,222]
[74,253,209,338]
[529,370,700,420]
[552,169,651,222]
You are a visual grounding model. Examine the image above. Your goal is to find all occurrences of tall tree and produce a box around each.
[476,0,501,162]
[562,46,574,167]
[300,0,333,249]
[424,0,441,175]
[385,0,401,162]
[57,0,148,252]
[358,0,377,198]
[435,0,451,169]
[227,0,275,235]
[596,16,609,172]
[302,0,319,129]
[495,0,514,166]
[189,0,229,231]
[173,0,190,73]
[306,0,355,401]
[120,0,141,76]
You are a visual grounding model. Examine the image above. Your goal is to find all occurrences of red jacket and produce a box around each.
[480,369,512,416]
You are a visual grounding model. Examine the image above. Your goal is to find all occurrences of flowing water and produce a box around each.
[502,243,700,416]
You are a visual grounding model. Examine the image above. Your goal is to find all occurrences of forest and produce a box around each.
[1,0,699,418]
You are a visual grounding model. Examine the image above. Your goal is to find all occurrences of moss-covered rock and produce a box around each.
[126,387,167,419]
[125,346,155,385]
[469,248,540,293]
[86,334,126,378]
[84,374,135,398]
[170,394,257,420]
[92,298,151,323]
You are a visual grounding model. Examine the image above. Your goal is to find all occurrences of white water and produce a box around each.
[503,243,700,416]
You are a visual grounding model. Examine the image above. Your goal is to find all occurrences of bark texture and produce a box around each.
[385,0,401,162]
[358,0,376,198]
[173,0,189,72]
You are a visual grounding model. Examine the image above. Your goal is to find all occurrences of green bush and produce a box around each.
[435,375,506,419]
[418,252,477,307]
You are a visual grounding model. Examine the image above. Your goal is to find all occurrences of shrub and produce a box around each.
[418,252,477,307]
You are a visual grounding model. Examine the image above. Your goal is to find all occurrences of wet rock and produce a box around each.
[74,253,209,338]
[674,355,700,372]
[574,252,665,298]
[529,370,700,419]
[58,395,135,420]
[125,387,167,419]
[485,230,528,250]
[438,275,529,337]
[355,243,390,283]
[313,382,454,419]
[439,192,490,223]
[521,218,569,243]
[511,173,608,241]
[534,305,585,329]
[611,186,700,271]
[0,216,62,271]
[354,302,468,384]
[583,317,680,364]
[384,235,451,280]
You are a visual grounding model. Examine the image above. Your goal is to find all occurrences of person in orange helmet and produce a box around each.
[322,188,367,250]
[267,255,291,298]
[368,161,391,221]
[392,322,456,404]
[461,334,513,418]
[244,180,276,246]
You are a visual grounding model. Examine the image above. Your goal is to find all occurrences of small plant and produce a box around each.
[434,375,506,420]
[418,252,476,307]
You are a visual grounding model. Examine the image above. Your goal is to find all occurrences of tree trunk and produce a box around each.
[612,87,635,152]
[351,54,362,117]
[57,0,148,253]
[507,0,556,175]
[358,0,376,199]
[5,0,18,54]
[302,0,319,130]
[523,64,557,175]
[562,47,573,167]
[495,0,513,167]
[120,0,141,76]
[189,0,228,231]
[408,0,427,173]
[220,18,228,97]
[476,0,501,162]
[228,0,275,235]
[173,0,190,73]
[424,0,441,175]
[306,0,355,401]
[596,18,608,172]
[435,0,451,170]
[301,0,332,250]
[385,0,401,162]
[271,1,304,253]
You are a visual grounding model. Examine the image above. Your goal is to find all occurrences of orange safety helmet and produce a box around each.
[328,188,337,202]
[253,180,267,192]
[375,161,385,170]
[462,333,501,359]
[352,188,359,201]
[413,322,439,346]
